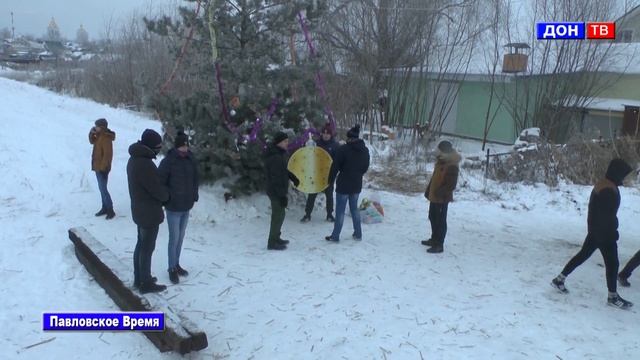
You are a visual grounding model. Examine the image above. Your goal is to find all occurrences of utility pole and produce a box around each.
[11,11,15,38]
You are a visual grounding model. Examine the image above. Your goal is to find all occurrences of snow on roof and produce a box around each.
[561,96,640,112]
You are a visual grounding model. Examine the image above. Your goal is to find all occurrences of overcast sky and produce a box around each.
[1,0,180,40]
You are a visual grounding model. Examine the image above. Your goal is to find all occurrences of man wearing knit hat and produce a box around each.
[301,123,339,223]
[263,131,299,250]
[89,118,116,219]
[127,129,170,293]
[158,131,199,284]
[325,124,370,243]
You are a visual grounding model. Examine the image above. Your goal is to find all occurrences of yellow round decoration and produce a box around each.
[287,146,333,194]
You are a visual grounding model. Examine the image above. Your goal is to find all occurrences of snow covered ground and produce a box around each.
[1,77,640,359]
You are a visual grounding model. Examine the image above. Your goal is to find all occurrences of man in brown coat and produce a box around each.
[89,118,116,219]
[422,140,461,253]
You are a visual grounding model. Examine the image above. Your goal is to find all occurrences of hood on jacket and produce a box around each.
[129,141,157,159]
[104,129,116,140]
[97,129,116,141]
[167,147,193,159]
[436,150,462,165]
[347,138,368,152]
[264,143,286,158]
[606,158,633,186]
[317,137,336,147]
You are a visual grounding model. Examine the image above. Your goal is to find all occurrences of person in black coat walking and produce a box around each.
[325,124,370,242]
[551,158,634,309]
[301,123,340,223]
[158,132,199,284]
[264,131,299,250]
[127,129,170,293]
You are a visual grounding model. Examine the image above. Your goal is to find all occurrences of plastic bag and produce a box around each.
[359,196,384,224]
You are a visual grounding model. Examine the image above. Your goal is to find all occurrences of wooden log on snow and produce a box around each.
[68,227,208,354]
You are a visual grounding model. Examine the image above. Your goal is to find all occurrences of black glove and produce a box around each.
[289,172,300,187]
[280,196,288,208]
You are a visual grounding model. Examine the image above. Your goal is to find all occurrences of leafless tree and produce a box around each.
[319,0,431,139]
[376,0,483,144]
[498,0,634,142]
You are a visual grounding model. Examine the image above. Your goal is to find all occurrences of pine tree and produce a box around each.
[147,0,327,195]
[47,17,62,41]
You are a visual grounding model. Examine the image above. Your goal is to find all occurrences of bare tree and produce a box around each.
[499,0,632,142]
[320,0,430,139]
[479,0,509,150]
[379,0,483,144]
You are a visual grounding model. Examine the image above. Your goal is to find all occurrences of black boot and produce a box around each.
[326,214,335,222]
[277,238,290,245]
[300,214,311,223]
[421,238,435,246]
[139,281,167,293]
[551,276,568,293]
[168,269,179,284]
[267,242,287,250]
[427,245,443,253]
[325,236,339,242]
[105,209,115,220]
[95,208,107,216]
[133,276,157,288]
[618,275,631,287]
[176,264,189,276]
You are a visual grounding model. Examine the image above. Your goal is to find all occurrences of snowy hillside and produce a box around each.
[1,76,640,359]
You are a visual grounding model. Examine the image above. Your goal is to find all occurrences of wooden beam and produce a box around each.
[68,227,208,354]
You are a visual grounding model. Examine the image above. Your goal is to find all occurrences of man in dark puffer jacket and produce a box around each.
[127,129,170,293]
[325,124,370,242]
[158,132,199,284]
[551,158,634,309]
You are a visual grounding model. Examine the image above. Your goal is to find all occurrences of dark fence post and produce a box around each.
[485,148,490,179]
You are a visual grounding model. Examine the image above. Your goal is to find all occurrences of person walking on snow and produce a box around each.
[618,249,640,287]
[158,132,199,284]
[301,123,339,223]
[551,158,634,309]
[422,140,461,254]
[264,131,300,250]
[127,129,170,293]
[89,118,116,219]
[325,124,370,242]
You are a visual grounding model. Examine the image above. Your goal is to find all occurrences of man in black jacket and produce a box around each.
[325,124,370,242]
[264,131,299,250]
[158,132,199,284]
[301,123,340,223]
[127,129,170,293]
[551,158,634,309]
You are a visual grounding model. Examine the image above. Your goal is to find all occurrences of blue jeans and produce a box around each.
[330,193,362,241]
[95,171,113,210]
[166,210,190,271]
